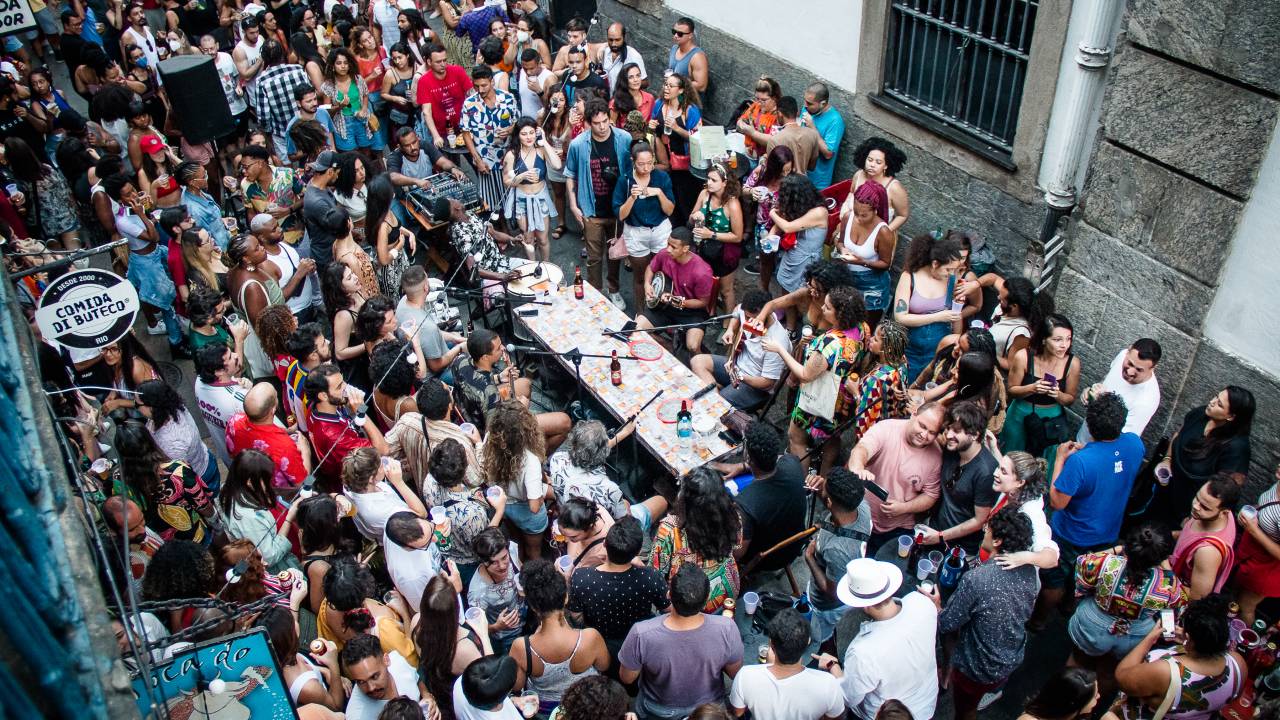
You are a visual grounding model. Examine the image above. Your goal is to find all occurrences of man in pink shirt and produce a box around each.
[416,44,474,148]
[848,402,946,553]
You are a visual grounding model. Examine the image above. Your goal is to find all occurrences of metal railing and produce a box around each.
[0,273,116,717]
[883,0,1040,152]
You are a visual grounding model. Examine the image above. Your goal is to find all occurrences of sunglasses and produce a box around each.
[671,28,689,36]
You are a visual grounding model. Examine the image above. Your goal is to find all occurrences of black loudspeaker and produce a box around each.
[158,55,235,144]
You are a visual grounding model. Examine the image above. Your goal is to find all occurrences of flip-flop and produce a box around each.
[551,225,567,239]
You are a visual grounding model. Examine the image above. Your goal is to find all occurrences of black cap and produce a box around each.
[308,150,340,172]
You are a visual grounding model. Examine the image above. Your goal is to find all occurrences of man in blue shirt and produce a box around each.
[1039,392,1143,624]
[802,82,845,191]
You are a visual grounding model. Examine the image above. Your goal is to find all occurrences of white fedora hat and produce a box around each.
[836,558,903,608]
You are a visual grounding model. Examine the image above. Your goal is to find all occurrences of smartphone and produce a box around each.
[516,307,538,317]
[865,481,889,501]
[1160,609,1176,639]
[1043,372,1058,386]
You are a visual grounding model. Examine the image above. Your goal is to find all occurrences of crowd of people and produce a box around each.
[8,1,1279,720]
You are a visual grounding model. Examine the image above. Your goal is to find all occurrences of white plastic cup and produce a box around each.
[1241,505,1259,522]
[927,550,944,568]
[556,556,572,573]
[1155,465,1172,486]
[486,486,502,501]
[429,507,447,524]
[742,591,760,615]
[465,606,484,623]
[896,535,913,558]
[459,422,477,436]
[918,580,935,595]
[916,559,934,581]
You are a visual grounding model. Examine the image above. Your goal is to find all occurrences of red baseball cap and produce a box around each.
[140,134,164,155]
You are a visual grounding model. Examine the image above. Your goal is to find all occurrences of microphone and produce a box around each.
[505,343,541,353]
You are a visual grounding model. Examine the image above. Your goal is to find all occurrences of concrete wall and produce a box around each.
[1060,0,1280,490]
[598,0,1071,275]
[664,0,861,92]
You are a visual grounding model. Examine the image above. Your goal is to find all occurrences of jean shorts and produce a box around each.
[505,500,549,534]
[1068,598,1155,658]
[628,503,652,533]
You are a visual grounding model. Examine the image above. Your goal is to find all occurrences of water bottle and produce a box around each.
[676,400,693,459]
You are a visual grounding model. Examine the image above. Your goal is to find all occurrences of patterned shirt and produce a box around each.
[150,460,214,545]
[740,101,780,158]
[255,64,312,136]
[938,561,1039,683]
[245,166,304,235]
[1075,550,1188,620]
[852,361,909,439]
[459,89,518,168]
[449,212,514,273]
[448,353,503,428]
[649,516,740,613]
[419,479,490,565]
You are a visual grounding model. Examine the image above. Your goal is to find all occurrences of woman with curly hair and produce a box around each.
[770,174,830,301]
[317,555,419,663]
[851,319,910,439]
[649,466,742,612]
[415,573,492,718]
[257,304,299,383]
[849,136,909,232]
[115,420,216,545]
[369,339,422,433]
[979,449,1060,570]
[741,144,796,291]
[322,47,380,159]
[689,162,744,322]
[220,449,300,573]
[763,286,869,473]
[893,232,966,384]
[483,400,549,560]
[141,540,225,634]
[509,559,610,714]
[214,539,292,606]
[552,676,629,720]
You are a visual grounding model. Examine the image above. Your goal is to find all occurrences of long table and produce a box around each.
[514,272,735,477]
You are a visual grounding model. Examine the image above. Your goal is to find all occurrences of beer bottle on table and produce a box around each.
[573,265,584,299]
[907,532,924,574]
[610,350,622,386]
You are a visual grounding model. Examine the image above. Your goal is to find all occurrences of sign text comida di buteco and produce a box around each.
[50,292,131,335]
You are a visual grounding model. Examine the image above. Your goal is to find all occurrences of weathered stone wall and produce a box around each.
[1061,0,1280,490]
[594,0,1045,274]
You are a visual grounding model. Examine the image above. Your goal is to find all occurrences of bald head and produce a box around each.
[244,382,278,423]
[103,496,145,541]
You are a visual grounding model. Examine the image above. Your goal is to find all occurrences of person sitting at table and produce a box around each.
[633,226,716,356]
[435,196,525,308]
[690,289,790,413]
[449,326,570,450]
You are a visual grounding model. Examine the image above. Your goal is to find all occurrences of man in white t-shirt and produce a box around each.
[514,49,555,119]
[1078,338,1161,442]
[341,634,420,720]
[200,35,249,132]
[342,448,428,542]
[813,558,939,720]
[691,290,792,413]
[383,511,442,609]
[193,343,250,466]
[453,656,528,720]
[729,607,845,720]
[598,22,646,91]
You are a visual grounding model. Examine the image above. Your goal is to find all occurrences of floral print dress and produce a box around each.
[790,326,868,442]
[649,516,740,613]
[852,361,909,440]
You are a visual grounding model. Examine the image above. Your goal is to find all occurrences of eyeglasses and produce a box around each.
[671,28,689,36]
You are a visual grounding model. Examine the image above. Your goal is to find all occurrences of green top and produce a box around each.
[337,81,361,117]
[188,324,231,352]
[701,198,732,233]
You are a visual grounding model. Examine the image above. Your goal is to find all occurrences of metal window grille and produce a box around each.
[882,0,1039,157]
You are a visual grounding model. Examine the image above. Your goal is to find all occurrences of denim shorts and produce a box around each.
[628,503,652,533]
[505,500,549,534]
[809,603,847,644]
[1068,598,1155,658]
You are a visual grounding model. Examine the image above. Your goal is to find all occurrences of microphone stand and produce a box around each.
[513,347,642,407]
[607,314,734,337]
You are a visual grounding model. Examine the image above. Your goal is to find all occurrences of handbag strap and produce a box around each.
[1152,657,1181,720]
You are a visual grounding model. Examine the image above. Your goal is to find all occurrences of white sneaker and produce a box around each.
[977,690,1003,711]
[146,318,167,336]
[608,291,627,310]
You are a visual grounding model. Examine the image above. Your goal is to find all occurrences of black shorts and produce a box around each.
[642,303,709,329]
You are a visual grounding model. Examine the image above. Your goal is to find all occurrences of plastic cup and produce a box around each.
[896,535,913,558]
[486,486,502,501]
[1241,629,1261,648]
[459,422,477,436]
[757,643,770,664]
[429,507,447,524]
[465,606,484,623]
[916,559,934,581]
[1155,465,1172,486]
[557,556,572,573]
[918,580,935,595]
[928,550,944,567]
[742,591,760,615]
[1241,505,1259,522]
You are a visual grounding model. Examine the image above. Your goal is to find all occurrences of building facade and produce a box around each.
[597,0,1279,486]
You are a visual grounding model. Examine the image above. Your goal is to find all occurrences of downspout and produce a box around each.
[1035,0,1125,290]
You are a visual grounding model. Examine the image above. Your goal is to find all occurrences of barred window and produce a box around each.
[876,0,1039,167]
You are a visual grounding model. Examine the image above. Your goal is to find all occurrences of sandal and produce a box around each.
[551,225,567,239]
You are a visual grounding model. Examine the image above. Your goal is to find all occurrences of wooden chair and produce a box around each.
[741,526,818,597]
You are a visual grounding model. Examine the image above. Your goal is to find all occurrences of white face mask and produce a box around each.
[168,38,183,52]
[516,29,529,42]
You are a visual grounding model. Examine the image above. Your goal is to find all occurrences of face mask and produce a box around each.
[136,57,149,67]
[516,29,529,42]
[169,38,183,52]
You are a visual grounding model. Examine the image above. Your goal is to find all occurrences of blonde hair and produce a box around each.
[341,446,381,493]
